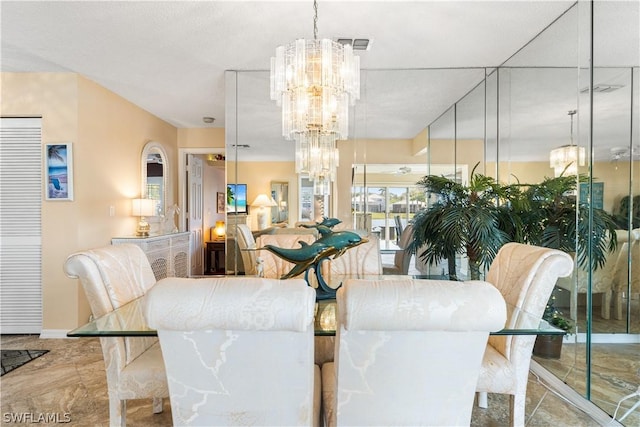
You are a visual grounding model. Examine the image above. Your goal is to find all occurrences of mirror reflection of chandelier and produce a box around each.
[270,0,360,195]
[549,110,585,177]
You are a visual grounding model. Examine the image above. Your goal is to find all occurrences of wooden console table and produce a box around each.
[205,240,225,274]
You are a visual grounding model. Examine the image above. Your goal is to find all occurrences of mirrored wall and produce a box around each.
[422,1,639,420]
[225,1,638,420]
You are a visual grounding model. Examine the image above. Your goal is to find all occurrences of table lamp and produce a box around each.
[251,194,277,230]
[213,220,226,239]
[132,198,155,236]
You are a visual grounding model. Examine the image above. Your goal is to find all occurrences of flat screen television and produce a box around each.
[227,183,248,214]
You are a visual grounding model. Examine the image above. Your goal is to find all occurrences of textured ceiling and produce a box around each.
[2,1,638,162]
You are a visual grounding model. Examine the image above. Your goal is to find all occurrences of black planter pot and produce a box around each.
[533,335,564,359]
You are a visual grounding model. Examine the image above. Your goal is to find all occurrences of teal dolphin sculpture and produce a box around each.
[300,217,342,237]
[260,229,368,299]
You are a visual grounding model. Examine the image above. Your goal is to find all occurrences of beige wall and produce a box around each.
[177,128,225,149]
[1,72,177,330]
[226,161,298,229]
[498,161,640,214]
[3,72,635,332]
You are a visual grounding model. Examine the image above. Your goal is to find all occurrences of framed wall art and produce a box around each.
[45,143,74,201]
[217,191,225,213]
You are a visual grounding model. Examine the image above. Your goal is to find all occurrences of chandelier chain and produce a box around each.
[271,0,360,194]
[568,109,576,145]
[313,0,318,40]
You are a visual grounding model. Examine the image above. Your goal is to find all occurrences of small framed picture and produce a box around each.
[217,192,225,213]
[45,143,74,201]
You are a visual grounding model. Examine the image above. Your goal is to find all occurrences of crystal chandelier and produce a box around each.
[550,110,585,177]
[270,0,360,194]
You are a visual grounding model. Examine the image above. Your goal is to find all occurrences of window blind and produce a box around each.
[0,117,43,333]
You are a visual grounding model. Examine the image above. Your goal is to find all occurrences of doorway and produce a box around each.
[178,148,225,276]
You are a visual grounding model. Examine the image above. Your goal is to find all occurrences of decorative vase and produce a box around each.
[533,335,564,359]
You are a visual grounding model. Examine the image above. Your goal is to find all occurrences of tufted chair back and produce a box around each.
[256,233,317,279]
[324,234,382,279]
[64,244,168,426]
[144,277,319,427]
[321,278,506,426]
[476,242,573,426]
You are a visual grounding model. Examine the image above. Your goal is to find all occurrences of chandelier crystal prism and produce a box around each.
[550,110,585,177]
[270,0,360,194]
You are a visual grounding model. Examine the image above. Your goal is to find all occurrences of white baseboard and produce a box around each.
[568,333,640,344]
[39,329,74,339]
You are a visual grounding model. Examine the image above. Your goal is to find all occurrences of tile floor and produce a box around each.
[1,334,611,427]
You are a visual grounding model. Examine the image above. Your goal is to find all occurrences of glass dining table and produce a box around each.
[67,275,565,338]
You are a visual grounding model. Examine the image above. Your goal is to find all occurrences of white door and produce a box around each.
[187,154,204,275]
[0,117,43,333]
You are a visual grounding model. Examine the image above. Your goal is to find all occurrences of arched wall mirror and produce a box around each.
[141,141,168,217]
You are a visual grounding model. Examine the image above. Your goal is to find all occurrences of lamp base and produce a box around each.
[256,210,268,230]
[136,218,150,237]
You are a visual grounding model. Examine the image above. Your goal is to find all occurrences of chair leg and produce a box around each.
[601,290,611,320]
[477,391,488,408]
[108,397,126,427]
[509,393,526,427]
[614,292,623,320]
[152,397,163,414]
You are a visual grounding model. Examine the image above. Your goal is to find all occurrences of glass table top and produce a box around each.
[67,275,565,337]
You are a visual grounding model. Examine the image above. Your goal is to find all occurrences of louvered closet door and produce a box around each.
[0,117,43,333]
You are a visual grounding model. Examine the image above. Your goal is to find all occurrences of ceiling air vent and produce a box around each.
[579,84,624,94]
[336,38,370,51]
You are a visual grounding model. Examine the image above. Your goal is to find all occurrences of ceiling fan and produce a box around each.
[393,166,412,175]
[610,146,639,162]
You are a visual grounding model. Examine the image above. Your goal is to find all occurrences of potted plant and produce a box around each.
[519,173,618,272]
[412,168,618,280]
[533,288,574,359]
[411,163,511,280]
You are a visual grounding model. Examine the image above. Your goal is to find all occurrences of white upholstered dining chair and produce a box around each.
[144,276,320,427]
[235,223,257,275]
[321,277,506,426]
[555,229,630,320]
[324,234,382,278]
[475,242,573,427]
[382,223,414,275]
[63,244,168,427]
[256,233,317,279]
[612,229,640,319]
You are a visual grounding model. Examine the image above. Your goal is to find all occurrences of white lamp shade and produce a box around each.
[251,194,277,207]
[132,198,156,217]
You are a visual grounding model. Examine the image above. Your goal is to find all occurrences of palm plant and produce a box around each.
[412,164,510,280]
[412,166,618,281]
[522,174,617,271]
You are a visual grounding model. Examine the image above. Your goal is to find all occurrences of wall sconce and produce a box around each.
[132,198,155,236]
[251,194,277,230]
[213,220,226,239]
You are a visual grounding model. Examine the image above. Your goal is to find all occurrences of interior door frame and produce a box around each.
[177,148,225,233]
